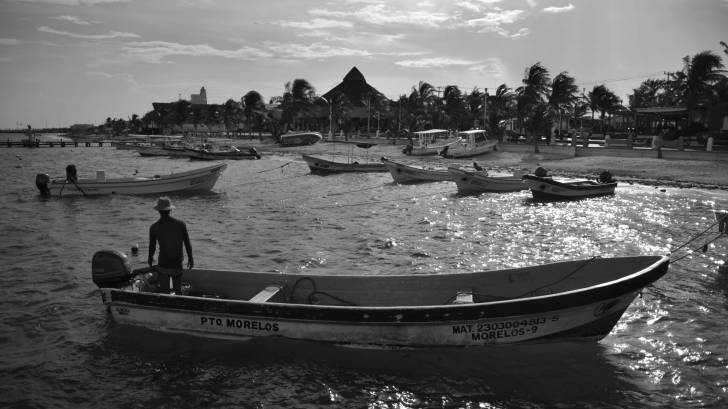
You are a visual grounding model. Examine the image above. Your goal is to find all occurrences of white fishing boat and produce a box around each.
[381,157,452,183]
[302,154,388,173]
[522,172,617,200]
[35,163,227,197]
[186,144,261,160]
[403,129,459,156]
[91,250,670,347]
[448,167,527,194]
[279,131,323,147]
[440,129,498,158]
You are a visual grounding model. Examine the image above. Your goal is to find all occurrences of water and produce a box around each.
[2,143,728,408]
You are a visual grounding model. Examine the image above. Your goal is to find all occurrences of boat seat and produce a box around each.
[249,285,282,303]
[451,290,474,304]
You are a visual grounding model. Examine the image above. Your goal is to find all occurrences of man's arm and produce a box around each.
[148,225,156,266]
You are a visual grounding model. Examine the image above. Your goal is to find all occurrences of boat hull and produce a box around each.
[43,163,227,196]
[280,132,323,147]
[186,149,260,160]
[441,141,498,158]
[302,154,388,174]
[448,167,526,194]
[522,175,617,200]
[97,255,670,347]
[381,158,452,183]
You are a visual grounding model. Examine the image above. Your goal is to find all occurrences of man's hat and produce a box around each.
[153,196,175,211]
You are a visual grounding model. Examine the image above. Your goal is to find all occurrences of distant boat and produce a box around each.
[302,154,388,174]
[91,250,671,347]
[381,157,452,183]
[522,173,617,200]
[35,163,227,197]
[448,167,527,194]
[279,131,323,147]
[404,129,459,156]
[441,130,498,158]
[186,144,261,160]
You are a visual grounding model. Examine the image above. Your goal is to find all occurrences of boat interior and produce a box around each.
[123,256,666,307]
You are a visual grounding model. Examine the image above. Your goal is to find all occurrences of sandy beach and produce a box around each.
[257,140,728,190]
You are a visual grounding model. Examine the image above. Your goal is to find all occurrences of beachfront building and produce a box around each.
[191,87,207,105]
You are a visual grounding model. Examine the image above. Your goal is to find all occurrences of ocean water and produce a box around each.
[1,142,728,408]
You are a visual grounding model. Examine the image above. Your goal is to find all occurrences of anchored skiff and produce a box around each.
[92,250,669,347]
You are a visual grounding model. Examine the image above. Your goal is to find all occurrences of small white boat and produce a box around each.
[35,163,227,197]
[91,250,670,347]
[280,131,323,147]
[403,129,459,156]
[441,129,498,158]
[381,157,452,183]
[302,154,388,174]
[522,173,617,200]
[448,167,527,194]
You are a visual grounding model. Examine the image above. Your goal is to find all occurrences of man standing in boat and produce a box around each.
[148,197,193,294]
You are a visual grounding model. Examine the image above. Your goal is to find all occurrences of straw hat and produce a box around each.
[153,197,175,211]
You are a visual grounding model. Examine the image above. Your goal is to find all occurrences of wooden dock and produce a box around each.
[2,140,110,148]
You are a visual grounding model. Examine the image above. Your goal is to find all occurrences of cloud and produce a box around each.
[465,9,526,36]
[264,41,371,60]
[542,4,574,13]
[468,59,506,78]
[50,15,93,25]
[395,57,481,68]
[84,71,138,86]
[277,18,353,30]
[0,38,22,45]
[120,41,272,63]
[311,4,451,27]
[38,26,139,39]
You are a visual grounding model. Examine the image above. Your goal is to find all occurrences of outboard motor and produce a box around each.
[92,249,131,287]
[35,173,50,196]
[598,170,615,184]
[65,164,78,183]
[249,147,261,159]
[534,166,549,177]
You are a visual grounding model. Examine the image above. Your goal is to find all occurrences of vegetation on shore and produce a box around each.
[18,44,727,141]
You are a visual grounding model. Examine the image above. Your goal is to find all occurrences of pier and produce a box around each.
[2,139,111,148]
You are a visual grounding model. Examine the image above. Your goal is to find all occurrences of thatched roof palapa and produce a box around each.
[322,67,388,107]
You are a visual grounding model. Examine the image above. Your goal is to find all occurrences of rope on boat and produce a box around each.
[257,160,295,173]
[309,188,458,209]
[670,232,724,264]
[669,218,721,253]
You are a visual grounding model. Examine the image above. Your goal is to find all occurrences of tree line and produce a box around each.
[105,44,728,141]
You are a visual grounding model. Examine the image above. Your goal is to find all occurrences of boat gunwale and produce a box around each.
[522,174,618,192]
[107,256,669,322]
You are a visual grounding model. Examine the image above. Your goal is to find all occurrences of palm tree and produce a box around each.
[281,79,315,133]
[589,85,620,134]
[487,84,516,140]
[222,99,241,137]
[516,62,551,152]
[682,51,725,113]
[465,88,484,129]
[243,90,264,136]
[547,72,579,139]
[442,85,465,131]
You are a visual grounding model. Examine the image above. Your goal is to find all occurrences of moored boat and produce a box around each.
[302,154,388,173]
[522,171,617,200]
[279,131,323,147]
[403,129,459,156]
[186,144,261,160]
[381,157,452,183]
[91,250,670,347]
[440,129,498,158]
[35,163,227,197]
[448,167,527,194]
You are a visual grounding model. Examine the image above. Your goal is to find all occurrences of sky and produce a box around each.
[0,0,726,129]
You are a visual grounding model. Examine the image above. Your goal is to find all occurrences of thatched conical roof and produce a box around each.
[322,67,388,107]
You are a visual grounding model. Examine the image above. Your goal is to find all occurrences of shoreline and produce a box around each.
[257,141,728,191]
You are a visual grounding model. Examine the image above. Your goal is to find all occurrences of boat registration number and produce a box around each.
[200,316,279,332]
[452,315,560,342]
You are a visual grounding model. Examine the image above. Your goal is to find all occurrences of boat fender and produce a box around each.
[534,166,549,177]
[92,249,132,287]
[65,164,78,183]
[35,173,51,196]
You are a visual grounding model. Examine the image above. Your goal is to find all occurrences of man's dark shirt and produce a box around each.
[149,216,191,269]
